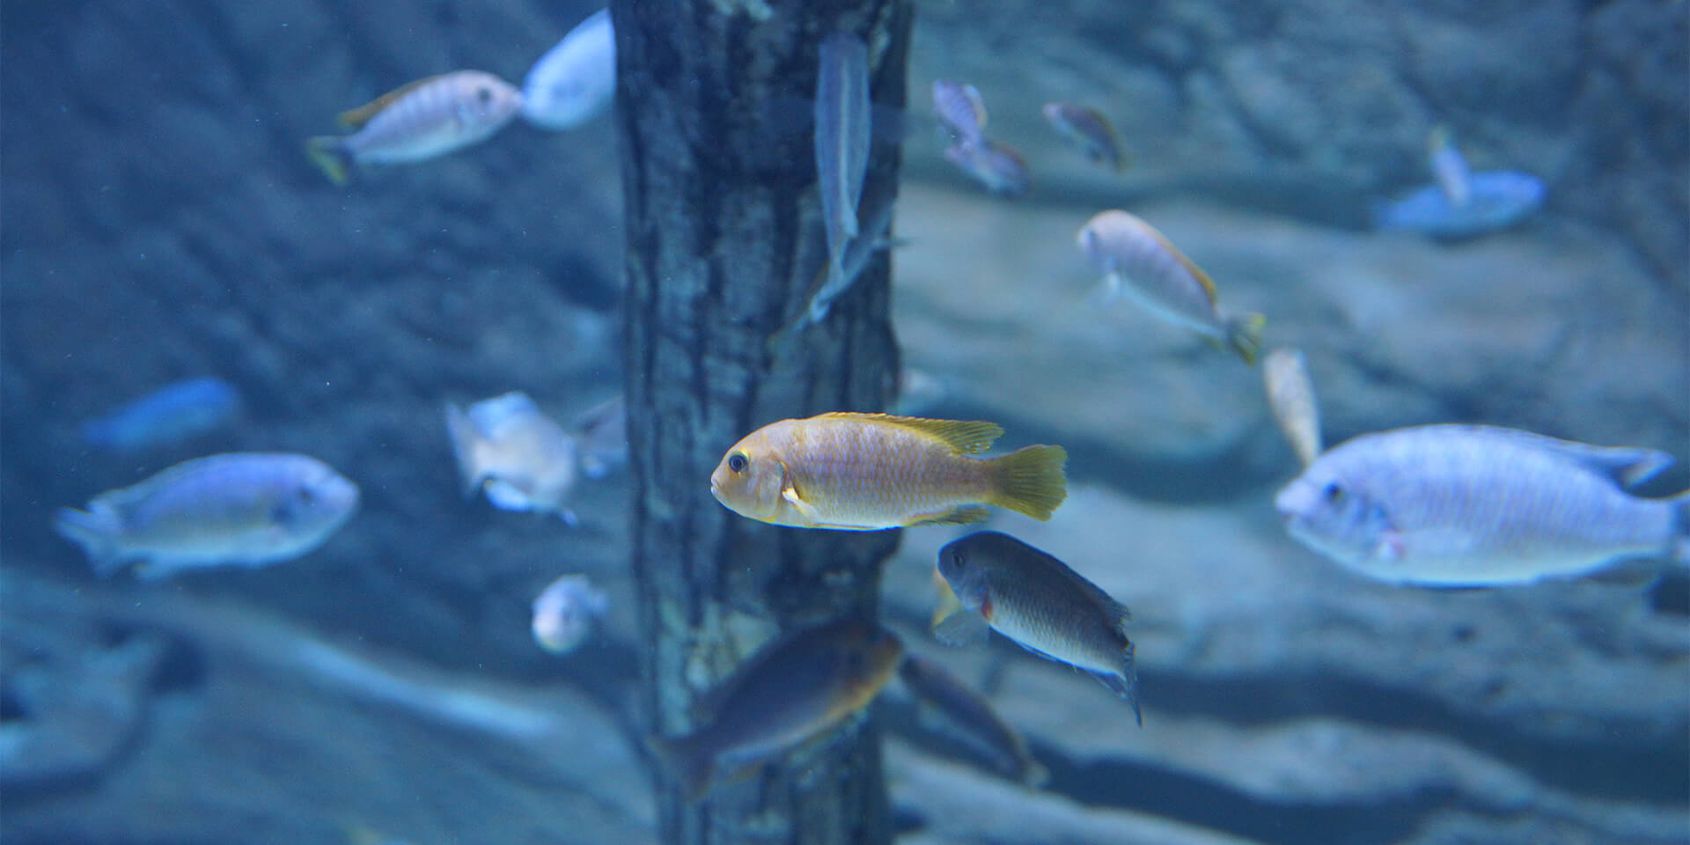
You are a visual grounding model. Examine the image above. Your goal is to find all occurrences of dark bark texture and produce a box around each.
[613,1,913,842]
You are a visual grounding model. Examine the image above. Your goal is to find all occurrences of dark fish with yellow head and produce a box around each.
[647,619,904,801]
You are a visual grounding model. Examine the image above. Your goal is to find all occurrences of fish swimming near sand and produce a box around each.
[54,453,359,580]
[1076,209,1265,364]
[933,531,1142,725]
[1276,424,1690,586]
[521,8,616,131]
[307,70,523,185]
[710,412,1067,530]
[647,619,903,801]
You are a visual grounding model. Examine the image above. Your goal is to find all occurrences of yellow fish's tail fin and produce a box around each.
[987,444,1067,521]
[1226,312,1266,365]
[305,137,352,186]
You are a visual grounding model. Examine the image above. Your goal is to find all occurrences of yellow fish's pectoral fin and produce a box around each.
[907,505,990,527]
[781,481,822,522]
[338,74,446,129]
[815,412,1003,455]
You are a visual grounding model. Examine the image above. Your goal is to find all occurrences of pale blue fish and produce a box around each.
[530,574,610,655]
[932,79,987,146]
[1275,425,1689,586]
[943,138,1030,198]
[445,392,579,521]
[54,453,359,580]
[79,377,240,451]
[521,8,616,131]
[815,31,872,305]
[1372,171,1545,237]
[1427,125,1472,207]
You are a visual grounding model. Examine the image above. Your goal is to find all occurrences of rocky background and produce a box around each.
[2,1,1686,844]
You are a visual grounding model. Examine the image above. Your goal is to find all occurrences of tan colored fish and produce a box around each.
[1076,210,1265,364]
[648,619,903,801]
[710,412,1068,530]
[898,653,1048,787]
[1042,102,1127,171]
[934,531,1141,725]
[306,70,523,185]
[1262,347,1323,467]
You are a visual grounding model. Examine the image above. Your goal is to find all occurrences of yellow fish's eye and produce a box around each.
[727,452,749,474]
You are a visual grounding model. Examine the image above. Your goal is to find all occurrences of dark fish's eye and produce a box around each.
[727,452,749,473]
[477,87,493,104]
[1322,482,1344,503]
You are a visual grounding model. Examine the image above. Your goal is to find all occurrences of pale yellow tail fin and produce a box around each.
[987,444,1067,521]
[305,137,352,186]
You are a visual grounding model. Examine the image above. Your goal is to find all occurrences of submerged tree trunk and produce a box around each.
[612,1,913,843]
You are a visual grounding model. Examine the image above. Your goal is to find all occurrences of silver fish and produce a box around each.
[54,453,359,580]
[445,392,579,522]
[521,8,616,131]
[307,70,523,185]
[1275,425,1690,586]
[1075,210,1264,364]
[932,79,987,146]
[1262,347,1322,467]
[531,574,609,655]
[815,32,871,306]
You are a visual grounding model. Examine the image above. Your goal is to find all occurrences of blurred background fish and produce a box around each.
[520,8,615,131]
[897,653,1048,787]
[1076,209,1265,364]
[1042,102,1126,172]
[54,453,358,580]
[710,413,1067,529]
[1427,125,1472,207]
[932,79,987,146]
[306,70,523,185]
[445,391,579,522]
[1371,126,1545,237]
[78,377,241,452]
[570,395,627,480]
[815,31,872,314]
[933,531,1141,724]
[1262,347,1323,467]
[1276,425,1690,586]
[530,574,608,655]
[942,138,1030,198]
[647,620,903,801]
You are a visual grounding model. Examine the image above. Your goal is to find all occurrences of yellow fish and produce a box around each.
[710,412,1067,530]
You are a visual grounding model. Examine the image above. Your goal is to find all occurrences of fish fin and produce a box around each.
[1089,659,1143,727]
[930,567,963,630]
[53,506,126,576]
[1226,313,1267,365]
[909,505,990,527]
[987,445,1068,521]
[338,75,442,129]
[305,137,352,186]
[814,413,1005,455]
[932,608,990,647]
[1456,428,1676,489]
[646,734,715,803]
[444,403,486,496]
[781,480,821,521]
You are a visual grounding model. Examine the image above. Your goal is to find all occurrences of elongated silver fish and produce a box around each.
[1076,210,1264,364]
[933,531,1141,724]
[1275,425,1690,586]
[307,70,523,185]
[1262,347,1322,467]
[815,31,871,306]
[54,453,359,580]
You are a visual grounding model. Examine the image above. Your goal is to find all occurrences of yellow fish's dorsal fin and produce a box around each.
[815,412,1004,454]
[338,74,444,129]
[1140,223,1219,307]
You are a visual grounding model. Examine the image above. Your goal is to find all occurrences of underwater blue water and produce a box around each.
[1,2,1687,844]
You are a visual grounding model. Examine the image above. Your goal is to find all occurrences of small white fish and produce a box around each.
[306,70,523,185]
[1262,348,1322,467]
[1276,425,1690,586]
[445,392,579,521]
[815,31,872,320]
[521,9,616,131]
[54,453,359,580]
[1075,210,1265,364]
[1427,125,1472,208]
[530,574,610,655]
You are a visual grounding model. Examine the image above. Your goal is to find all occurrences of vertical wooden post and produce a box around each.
[612,1,913,842]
